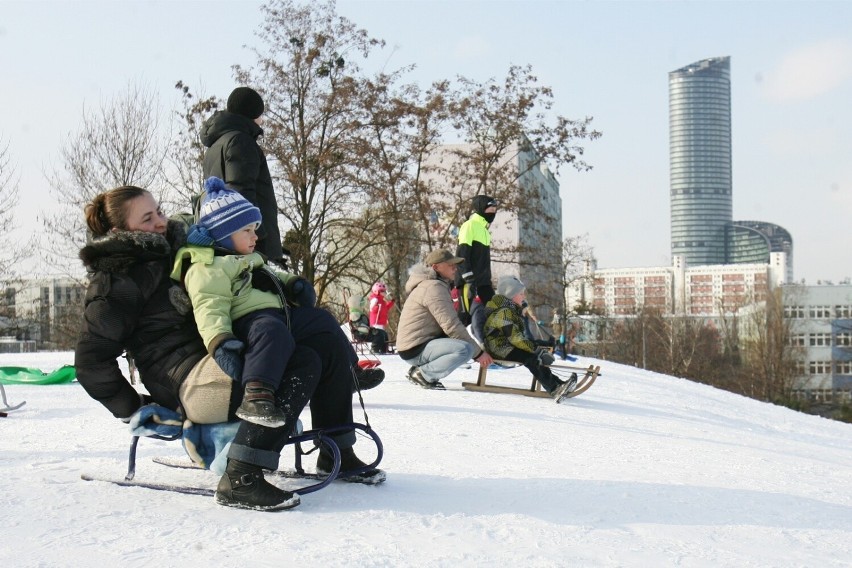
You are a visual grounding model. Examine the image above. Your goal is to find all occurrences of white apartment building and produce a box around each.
[568,254,788,317]
[3,277,86,345]
[785,284,852,392]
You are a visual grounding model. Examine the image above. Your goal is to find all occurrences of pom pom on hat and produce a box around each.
[227,87,265,119]
[497,275,526,298]
[194,177,262,247]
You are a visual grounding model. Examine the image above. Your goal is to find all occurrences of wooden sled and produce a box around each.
[462,362,600,400]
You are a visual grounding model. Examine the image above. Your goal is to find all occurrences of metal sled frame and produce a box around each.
[0,383,26,414]
[124,422,383,495]
[462,363,600,399]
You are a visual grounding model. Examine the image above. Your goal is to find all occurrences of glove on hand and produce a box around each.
[535,346,555,367]
[287,277,317,307]
[214,339,244,381]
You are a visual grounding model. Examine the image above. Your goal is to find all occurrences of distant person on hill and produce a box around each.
[368,281,394,354]
[483,276,577,403]
[201,86,283,263]
[396,249,493,389]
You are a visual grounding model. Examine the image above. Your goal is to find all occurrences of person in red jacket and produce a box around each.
[368,282,395,354]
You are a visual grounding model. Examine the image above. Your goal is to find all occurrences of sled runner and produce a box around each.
[0,383,25,414]
[462,362,600,401]
[82,418,384,496]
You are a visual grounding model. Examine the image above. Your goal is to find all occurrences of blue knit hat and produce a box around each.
[187,177,261,247]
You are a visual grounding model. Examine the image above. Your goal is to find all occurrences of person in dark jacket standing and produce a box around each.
[456,195,498,304]
[75,186,384,512]
[201,86,283,262]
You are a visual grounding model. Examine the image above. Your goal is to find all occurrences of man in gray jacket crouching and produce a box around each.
[396,249,493,389]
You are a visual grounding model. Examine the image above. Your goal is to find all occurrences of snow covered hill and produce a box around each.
[1,351,850,567]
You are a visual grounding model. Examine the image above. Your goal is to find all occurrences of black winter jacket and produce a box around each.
[74,221,206,419]
[200,110,283,260]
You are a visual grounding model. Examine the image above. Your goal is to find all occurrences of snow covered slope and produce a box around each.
[1,351,850,567]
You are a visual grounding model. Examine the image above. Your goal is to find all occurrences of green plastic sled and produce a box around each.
[0,365,77,385]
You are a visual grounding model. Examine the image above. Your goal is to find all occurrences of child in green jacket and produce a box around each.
[174,177,314,427]
[483,276,577,402]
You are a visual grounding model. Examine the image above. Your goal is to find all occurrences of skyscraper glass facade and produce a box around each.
[669,56,733,266]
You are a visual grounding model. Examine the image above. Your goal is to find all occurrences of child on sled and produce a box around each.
[482,276,577,402]
[173,177,316,428]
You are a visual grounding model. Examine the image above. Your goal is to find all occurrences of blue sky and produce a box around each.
[2,0,851,283]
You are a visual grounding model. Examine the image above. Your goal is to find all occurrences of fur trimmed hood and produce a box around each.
[79,219,188,274]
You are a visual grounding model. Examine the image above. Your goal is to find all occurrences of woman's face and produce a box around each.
[122,193,167,235]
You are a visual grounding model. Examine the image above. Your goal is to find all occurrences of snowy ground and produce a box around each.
[1,350,850,568]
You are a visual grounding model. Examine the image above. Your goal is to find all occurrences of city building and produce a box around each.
[785,284,852,393]
[668,56,794,279]
[2,277,85,348]
[568,255,786,318]
[669,56,733,266]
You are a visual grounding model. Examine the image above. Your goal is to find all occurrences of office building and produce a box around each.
[668,56,794,279]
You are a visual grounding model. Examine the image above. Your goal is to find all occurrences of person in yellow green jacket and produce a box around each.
[456,194,498,303]
[174,177,313,429]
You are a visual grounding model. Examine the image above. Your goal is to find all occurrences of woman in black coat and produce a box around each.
[75,186,384,511]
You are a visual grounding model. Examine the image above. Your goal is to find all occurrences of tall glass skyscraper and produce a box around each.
[669,56,732,266]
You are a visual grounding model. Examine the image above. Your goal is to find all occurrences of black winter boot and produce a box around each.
[236,381,288,427]
[316,444,386,485]
[215,459,300,511]
[352,366,385,392]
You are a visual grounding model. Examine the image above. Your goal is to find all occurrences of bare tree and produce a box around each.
[41,81,167,275]
[739,286,805,403]
[0,138,29,340]
[438,64,601,246]
[161,81,221,212]
[233,0,389,302]
[549,233,595,318]
[0,138,25,279]
[343,75,456,303]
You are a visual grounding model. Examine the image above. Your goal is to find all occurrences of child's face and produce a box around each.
[229,224,259,255]
[512,290,526,305]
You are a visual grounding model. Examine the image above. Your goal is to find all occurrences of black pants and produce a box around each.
[370,328,390,353]
[503,347,561,393]
[230,306,361,458]
[233,308,295,391]
[289,306,359,448]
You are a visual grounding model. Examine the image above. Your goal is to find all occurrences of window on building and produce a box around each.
[809,305,831,318]
[784,306,805,318]
[808,361,831,374]
[835,361,852,375]
[789,334,806,346]
[809,333,832,346]
[835,305,852,318]
[835,333,852,347]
